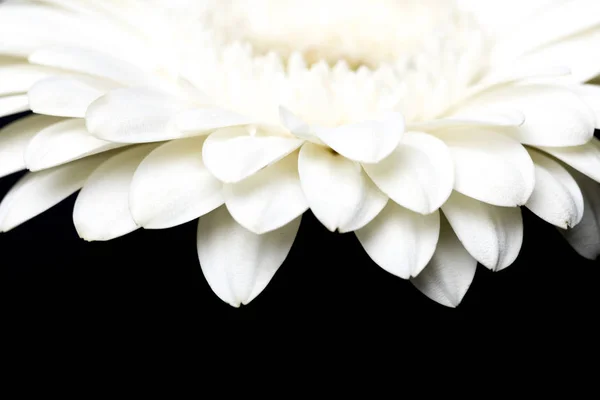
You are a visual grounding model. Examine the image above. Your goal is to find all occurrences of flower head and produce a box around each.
[1,0,599,308]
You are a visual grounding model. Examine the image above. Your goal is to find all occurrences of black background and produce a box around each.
[1,113,598,327]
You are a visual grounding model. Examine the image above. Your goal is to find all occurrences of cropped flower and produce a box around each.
[0,0,599,307]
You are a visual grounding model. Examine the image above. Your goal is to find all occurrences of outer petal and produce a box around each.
[363,131,454,214]
[29,75,117,118]
[85,87,184,143]
[25,118,124,171]
[224,151,308,234]
[298,142,387,232]
[0,153,110,232]
[175,108,255,134]
[442,191,523,272]
[355,203,440,279]
[493,0,600,60]
[73,144,157,241]
[435,127,535,207]
[538,138,600,183]
[525,149,584,229]
[453,85,595,147]
[411,215,478,308]
[197,206,301,307]
[0,64,53,96]
[561,169,600,260]
[0,94,29,118]
[572,84,600,129]
[203,126,304,183]
[0,114,62,178]
[29,46,148,86]
[315,112,405,163]
[129,137,224,229]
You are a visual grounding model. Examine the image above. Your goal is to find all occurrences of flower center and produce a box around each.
[204,0,466,70]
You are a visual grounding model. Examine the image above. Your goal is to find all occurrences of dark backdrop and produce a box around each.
[1,113,598,327]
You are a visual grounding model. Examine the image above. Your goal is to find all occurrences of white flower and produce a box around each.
[1,0,599,308]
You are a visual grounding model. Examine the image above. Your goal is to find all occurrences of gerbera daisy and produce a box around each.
[0,0,599,308]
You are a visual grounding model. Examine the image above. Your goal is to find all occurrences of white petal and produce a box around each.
[493,0,600,60]
[197,206,301,307]
[175,107,255,134]
[505,28,600,84]
[561,169,600,260]
[0,153,110,232]
[129,137,224,229]
[86,87,187,143]
[0,94,28,117]
[442,191,523,272]
[411,215,478,308]
[355,203,440,279]
[525,149,584,229]
[364,132,454,214]
[315,112,405,163]
[0,114,62,178]
[25,118,124,171]
[203,126,304,183]
[410,111,526,130]
[573,84,600,129]
[0,64,53,96]
[29,46,148,86]
[29,76,117,118]
[298,142,386,232]
[435,127,535,207]
[338,175,388,234]
[0,4,151,67]
[73,144,157,241]
[453,85,595,147]
[538,138,600,183]
[224,151,308,234]
[279,106,322,143]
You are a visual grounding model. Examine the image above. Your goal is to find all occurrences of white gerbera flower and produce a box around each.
[1,0,599,308]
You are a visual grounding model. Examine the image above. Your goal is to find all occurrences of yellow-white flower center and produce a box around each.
[204,0,464,70]
[149,0,490,126]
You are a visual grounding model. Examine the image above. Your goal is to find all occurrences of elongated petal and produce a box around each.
[73,145,157,241]
[508,28,600,84]
[573,84,600,129]
[197,206,301,307]
[29,76,117,118]
[175,108,255,134]
[442,191,523,272]
[411,215,478,308]
[0,94,28,117]
[454,85,595,147]
[224,151,308,234]
[315,112,404,163]
[29,46,147,86]
[493,0,600,60]
[355,203,440,279]
[298,142,386,232]
[364,132,454,214]
[0,153,110,232]
[25,118,124,171]
[0,64,52,96]
[435,127,535,207]
[279,106,322,144]
[203,126,303,183]
[129,137,224,229]
[0,114,62,177]
[525,149,584,229]
[538,138,600,183]
[86,87,185,143]
[411,111,526,130]
[338,176,388,234]
[561,169,600,260]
